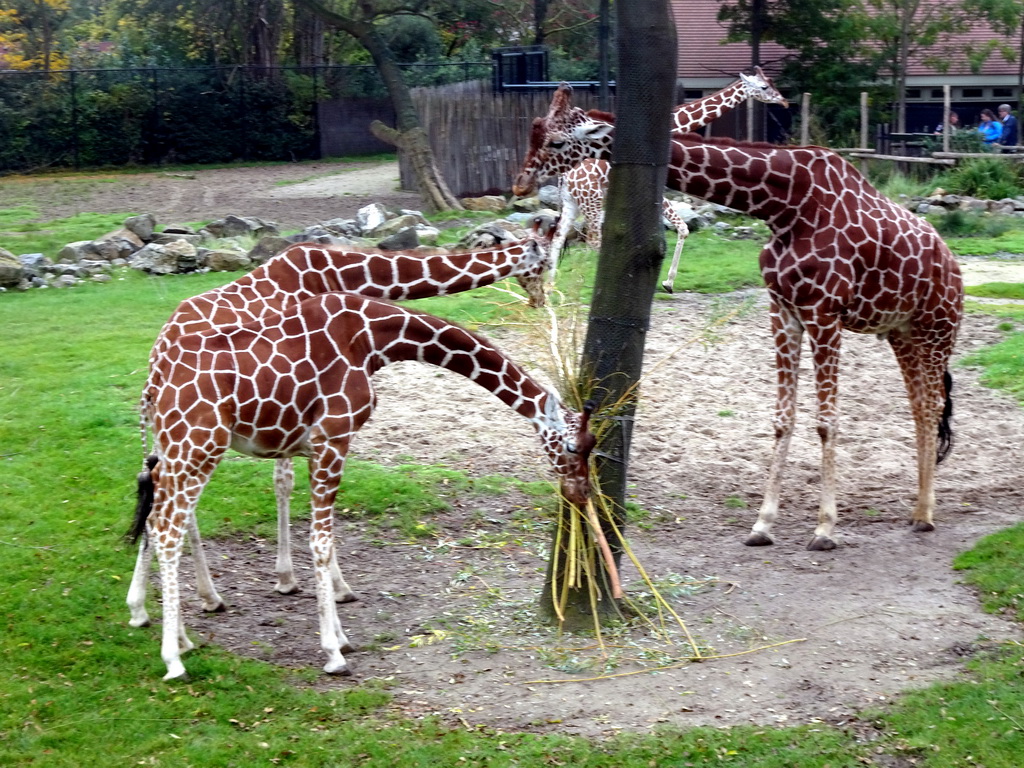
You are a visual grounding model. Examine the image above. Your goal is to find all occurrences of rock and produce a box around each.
[376,227,420,251]
[57,241,94,264]
[457,222,516,249]
[510,196,545,213]
[0,247,24,288]
[150,232,204,247]
[204,215,279,239]
[91,274,113,283]
[247,235,293,265]
[51,274,80,288]
[124,214,157,241]
[460,195,507,213]
[367,213,422,238]
[130,239,199,275]
[205,249,253,272]
[357,203,390,233]
[538,185,561,207]
[416,226,441,246]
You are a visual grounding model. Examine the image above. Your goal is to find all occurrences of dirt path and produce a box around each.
[0,160,420,231]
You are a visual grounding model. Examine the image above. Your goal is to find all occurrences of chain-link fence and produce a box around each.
[0,62,492,173]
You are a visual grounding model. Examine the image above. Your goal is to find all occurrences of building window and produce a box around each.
[963,88,984,98]
[906,88,921,99]
[994,87,1014,98]
[684,90,703,100]
[931,88,945,98]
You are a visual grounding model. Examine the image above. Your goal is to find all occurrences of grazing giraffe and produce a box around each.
[513,72,787,291]
[662,133,962,550]
[128,292,596,680]
[127,218,555,625]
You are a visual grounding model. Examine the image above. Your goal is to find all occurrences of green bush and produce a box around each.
[934,157,1024,200]
[933,208,1014,238]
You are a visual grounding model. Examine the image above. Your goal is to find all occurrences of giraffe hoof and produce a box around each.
[129,615,151,628]
[910,520,935,533]
[661,281,675,294]
[337,591,358,604]
[202,600,227,613]
[806,536,836,551]
[324,661,352,677]
[744,532,774,547]
[274,582,301,595]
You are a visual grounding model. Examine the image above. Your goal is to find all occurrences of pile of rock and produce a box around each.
[0,203,540,292]
[902,190,1024,217]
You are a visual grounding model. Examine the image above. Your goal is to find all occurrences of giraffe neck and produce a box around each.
[674,80,749,132]
[355,298,556,428]
[667,138,852,224]
[256,241,542,302]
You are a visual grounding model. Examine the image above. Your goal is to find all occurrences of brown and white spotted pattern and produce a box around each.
[130,293,595,680]
[664,133,963,550]
[128,219,556,625]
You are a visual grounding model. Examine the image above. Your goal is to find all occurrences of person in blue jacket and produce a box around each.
[998,104,1018,146]
[978,109,1002,145]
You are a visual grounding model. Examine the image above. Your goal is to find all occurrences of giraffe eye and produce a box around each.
[548,140,566,150]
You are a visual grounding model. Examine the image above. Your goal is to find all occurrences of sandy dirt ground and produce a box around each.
[16,162,1024,739]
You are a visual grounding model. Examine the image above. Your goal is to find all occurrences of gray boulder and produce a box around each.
[0,247,24,288]
[124,214,157,241]
[247,235,293,265]
[376,227,420,251]
[205,249,253,272]
[204,215,279,239]
[130,239,200,275]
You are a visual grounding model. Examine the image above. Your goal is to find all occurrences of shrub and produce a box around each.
[935,157,1024,200]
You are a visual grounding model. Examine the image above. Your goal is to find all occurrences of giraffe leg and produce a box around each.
[153,456,219,681]
[273,457,356,602]
[308,442,354,676]
[550,181,581,273]
[661,202,690,293]
[186,507,226,612]
[888,331,955,533]
[747,302,803,547]
[804,321,843,551]
[273,457,300,594]
[127,535,153,627]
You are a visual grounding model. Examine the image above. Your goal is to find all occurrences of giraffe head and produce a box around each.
[512,84,613,197]
[536,395,596,505]
[514,214,557,308]
[740,66,788,108]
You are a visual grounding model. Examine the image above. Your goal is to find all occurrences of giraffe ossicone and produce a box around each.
[129,292,596,681]
[127,217,557,630]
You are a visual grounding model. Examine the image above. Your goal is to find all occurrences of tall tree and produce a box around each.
[544,0,677,626]
[293,0,463,211]
[0,0,71,71]
[863,0,972,132]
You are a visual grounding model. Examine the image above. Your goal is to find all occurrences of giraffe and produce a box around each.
[127,218,556,627]
[660,132,962,550]
[512,72,787,291]
[127,291,596,680]
[551,158,690,292]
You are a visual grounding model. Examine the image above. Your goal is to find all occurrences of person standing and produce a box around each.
[998,104,1018,146]
[978,109,1002,146]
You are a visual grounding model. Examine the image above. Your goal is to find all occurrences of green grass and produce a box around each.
[0,210,134,260]
[965,281,1024,300]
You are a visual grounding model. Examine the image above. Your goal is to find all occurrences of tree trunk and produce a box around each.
[541,0,677,628]
[292,0,463,212]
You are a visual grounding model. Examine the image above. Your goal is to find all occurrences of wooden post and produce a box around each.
[943,84,951,154]
[747,96,754,141]
[801,92,810,145]
[860,92,869,149]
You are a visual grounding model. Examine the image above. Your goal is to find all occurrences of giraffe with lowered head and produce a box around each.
[128,291,596,680]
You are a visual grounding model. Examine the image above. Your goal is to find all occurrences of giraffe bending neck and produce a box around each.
[128,219,555,629]
[133,292,594,680]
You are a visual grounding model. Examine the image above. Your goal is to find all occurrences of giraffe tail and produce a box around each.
[126,455,159,544]
[936,369,954,465]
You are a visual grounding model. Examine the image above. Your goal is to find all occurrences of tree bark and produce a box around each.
[293,0,463,211]
[541,0,677,627]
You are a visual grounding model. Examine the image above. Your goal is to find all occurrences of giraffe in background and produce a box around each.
[514,72,788,291]
[128,291,595,680]
[128,218,555,623]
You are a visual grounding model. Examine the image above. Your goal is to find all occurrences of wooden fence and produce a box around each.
[400,80,617,197]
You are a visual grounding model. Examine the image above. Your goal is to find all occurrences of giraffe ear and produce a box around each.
[574,122,614,142]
